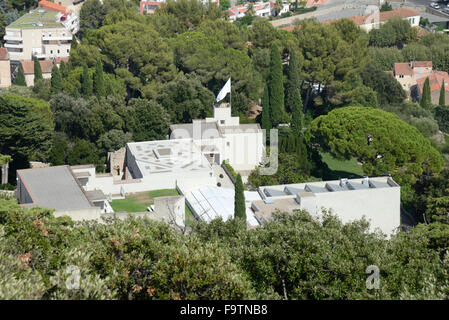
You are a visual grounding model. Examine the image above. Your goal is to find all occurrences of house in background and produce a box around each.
[140,0,219,14]
[3,9,72,62]
[416,71,449,105]
[0,48,11,89]
[19,59,53,86]
[38,0,80,34]
[388,60,449,104]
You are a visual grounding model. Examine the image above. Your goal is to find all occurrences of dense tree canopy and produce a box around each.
[311,106,444,184]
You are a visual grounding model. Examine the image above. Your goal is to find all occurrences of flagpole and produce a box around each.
[230,76,232,108]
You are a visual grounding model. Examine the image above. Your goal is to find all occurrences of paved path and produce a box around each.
[212,164,235,189]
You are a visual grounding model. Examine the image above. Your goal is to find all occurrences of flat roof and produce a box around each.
[8,9,62,29]
[18,166,94,211]
[259,176,399,198]
[170,121,222,139]
[127,139,211,176]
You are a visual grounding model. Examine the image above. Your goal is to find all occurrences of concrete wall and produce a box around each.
[154,196,185,228]
[0,59,11,88]
[24,72,51,86]
[299,186,401,235]
[53,207,101,221]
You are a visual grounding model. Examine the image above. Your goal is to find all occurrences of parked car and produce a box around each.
[430,2,440,9]
[444,7,449,14]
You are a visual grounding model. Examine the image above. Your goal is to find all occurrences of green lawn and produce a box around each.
[320,152,364,179]
[110,189,197,226]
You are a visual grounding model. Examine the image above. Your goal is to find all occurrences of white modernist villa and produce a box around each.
[170,102,265,171]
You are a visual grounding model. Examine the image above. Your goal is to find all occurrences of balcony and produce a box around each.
[4,42,23,49]
[3,35,22,41]
[42,35,73,41]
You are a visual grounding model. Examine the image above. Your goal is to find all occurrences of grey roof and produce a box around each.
[264,188,287,197]
[284,186,303,195]
[86,190,106,202]
[170,121,221,139]
[218,123,262,134]
[18,166,94,211]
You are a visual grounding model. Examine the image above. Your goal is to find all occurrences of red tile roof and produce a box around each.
[417,71,449,93]
[38,0,69,14]
[394,62,413,76]
[394,61,433,76]
[0,47,9,60]
[323,8,419,27]
[20,60,54,75]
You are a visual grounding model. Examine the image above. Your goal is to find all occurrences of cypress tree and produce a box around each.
[268,44,285,127]
[50,65,63,94]
[14,68,26,86]
[81,64,92,98]
[59,60,67,78]
[261,84,271,139]
[439,81,446,106]
[420,77,431,109]
[33,56,43,82]
[286,49,303,136]
[93,58,105,97]
[73,87,80,99]
[234,173,246,222]
[71,34,78,49]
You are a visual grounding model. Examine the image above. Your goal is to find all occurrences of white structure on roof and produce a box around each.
[182,185,261,228]
[170,103,265,171]
[125,138,216,190]
[253,176,401,235]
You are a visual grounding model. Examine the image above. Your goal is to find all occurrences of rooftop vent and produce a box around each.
[362,177,369,185]
[339,178,348,187]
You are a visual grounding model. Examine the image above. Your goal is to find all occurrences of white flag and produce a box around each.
[216,78,231,102]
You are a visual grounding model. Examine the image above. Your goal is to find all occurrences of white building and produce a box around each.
[253,176,401,236]
[4,9,73,61]
[323,8,420,32]
[170,103,265,171]
[227,2,272,21]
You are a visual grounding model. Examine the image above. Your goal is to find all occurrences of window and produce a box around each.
[67,49,69,53]
[220,120,225,125]
[227,142,230,147]
[57,50,60,54]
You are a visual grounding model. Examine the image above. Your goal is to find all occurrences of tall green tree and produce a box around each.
[81,64,92,98]
[285,49,303,136]
[311,106,444,185]
[420,77,431,109]
[50,65,63,95]
[93,58,105,97]
[234,173,246,222]
[268,44,284,126]
[33,57,43,82]
[261,84,271,133]
[439,81,446,106]
[14,68,26,86]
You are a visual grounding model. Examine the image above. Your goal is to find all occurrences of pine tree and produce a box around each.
[285,49,303,137]
[50,65,63,94]
[81,64,92,98]
[234,173,246,222]
[420,77,431,109]
[93,58,105,97]
[14,68,26,86]
[439,81,446,106]
[33,56,43,82]
[261,84,271,138]
[268,44,285,127]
